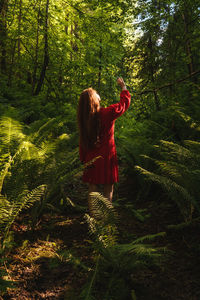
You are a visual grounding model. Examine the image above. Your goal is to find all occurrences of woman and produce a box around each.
[78,78,131,211]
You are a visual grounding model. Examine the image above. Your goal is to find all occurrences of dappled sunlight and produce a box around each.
[1,0,200,298]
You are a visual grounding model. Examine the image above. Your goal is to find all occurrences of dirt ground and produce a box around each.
[2,181,200,300]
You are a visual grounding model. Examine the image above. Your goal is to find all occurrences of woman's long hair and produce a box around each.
[78,88,100,150]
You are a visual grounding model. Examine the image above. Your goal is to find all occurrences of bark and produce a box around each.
[18,0,22,59]
[34,0,49,95]
[98,39,102,91]
[182,10,197,83]
[70,21,79,61]
[32,0,41,94]
[7,39,17,86]
[70,23,73,61]
[65,14,69,35]
[148,35,160,111]
[0,0,8,73]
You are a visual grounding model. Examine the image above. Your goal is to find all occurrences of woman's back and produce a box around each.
[80,89,131,184]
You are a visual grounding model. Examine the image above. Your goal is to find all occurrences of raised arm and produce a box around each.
[117,77,127,91]
[106,78,131,121]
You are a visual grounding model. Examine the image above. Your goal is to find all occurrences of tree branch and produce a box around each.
[135,70,200,96]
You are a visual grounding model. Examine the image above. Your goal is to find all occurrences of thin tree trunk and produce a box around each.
[32,0,41,94]
[0,0,8,73]
[70,23,73,61]
[18,0,22,59]
[34,0,49,95]
[8,39,17,86]
[148,35,160,110]
[182,10,196,83]
[65,14,69,35]
[98,39,102,91]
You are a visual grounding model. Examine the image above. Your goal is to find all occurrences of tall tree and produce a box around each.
[34,0,49,95]
[32,0,41,94]
[0,0,8,73]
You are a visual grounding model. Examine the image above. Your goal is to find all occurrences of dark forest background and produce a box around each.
[0,0,200,299]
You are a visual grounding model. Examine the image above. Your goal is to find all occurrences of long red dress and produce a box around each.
[79,90,131,184]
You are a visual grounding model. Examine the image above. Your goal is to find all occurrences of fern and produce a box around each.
[0,185,46,239]
[81,193,165,300]
[136,139,200,221]
[88,192,117,224]
[157,140,198,163]
[0,117,24,154]
[30,118,57,145]
[184,140,200,153]
[0,117,44,193]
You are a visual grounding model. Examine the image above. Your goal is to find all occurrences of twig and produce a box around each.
[135,69,200,95]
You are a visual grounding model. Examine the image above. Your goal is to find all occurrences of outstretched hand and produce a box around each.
[117,77,127,90]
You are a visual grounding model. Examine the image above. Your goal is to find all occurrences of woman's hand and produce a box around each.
[117,77,127,91]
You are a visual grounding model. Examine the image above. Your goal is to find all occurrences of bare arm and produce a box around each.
[117,77,127,91]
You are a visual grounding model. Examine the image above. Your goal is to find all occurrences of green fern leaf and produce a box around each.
[0,185,46,237]
[135,166,199,219]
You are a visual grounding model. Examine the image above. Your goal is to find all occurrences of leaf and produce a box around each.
[0,185,46,238]
[131,289,137,300]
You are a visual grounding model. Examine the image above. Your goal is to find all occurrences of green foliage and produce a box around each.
[88,192,117,226]
[125,0,200,116]
[80,193,165,300]
[0,245,16,294]
[0,115,81,240]
[136,139,200,222]
[0,0,200,297]
[0,185,46,239]
[0,0,129,100]
[115,102,200,207]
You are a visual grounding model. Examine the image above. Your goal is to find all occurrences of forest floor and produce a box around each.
[3,175,200,300]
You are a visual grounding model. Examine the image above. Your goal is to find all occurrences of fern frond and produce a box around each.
[131,232,166,244]
[158,140,192,161]
[85,215,118,249]
[37,141,56,158]
[184,140,200,155]
[0,117,24,150]
[0,195,11,223]
[135,166,199,218]
[141,155,190,180]
[0,185,46,237]
[13,140,39,161]
[101,239,165,273]
[135,166,189,200]
[0,153,10,168]
[0,155,12,194]
[118,243,162,259]
[85,193,118,248]
[88,192,117,225]
[31,118,56,145]
[175,110,198,129]
[155,160,193,181]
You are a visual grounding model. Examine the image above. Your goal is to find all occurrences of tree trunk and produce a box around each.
[148,35,160,110]
[98,39,102,91]
[7,39,17,86]
[34,0,49,95]
[0,0,8,73]
[182,9,196,83]
[70,23,73,61]
[32,0,41,94]
[18,0,22,59]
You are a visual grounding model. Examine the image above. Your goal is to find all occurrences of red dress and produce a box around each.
[79,90,131,184]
